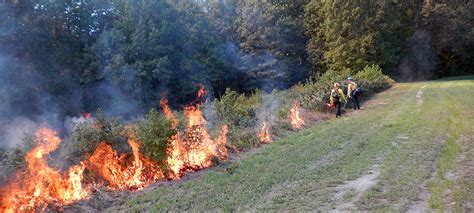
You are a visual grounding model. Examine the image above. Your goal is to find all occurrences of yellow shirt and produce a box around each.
[347,82,357,96]
[330,88,345,103]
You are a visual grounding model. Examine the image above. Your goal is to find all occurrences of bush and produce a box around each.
[70,111,127,163]
[354,64,396,94]
[136,109,176,164]
[294,64,394,111]
[0,133,35,184]
[214,88,260,127]
[228,127,259,151]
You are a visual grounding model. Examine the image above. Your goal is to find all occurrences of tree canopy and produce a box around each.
[0,0,472,119]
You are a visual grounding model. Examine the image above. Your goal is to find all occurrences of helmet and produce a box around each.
[334,83,340,87]
[347,77,353,81]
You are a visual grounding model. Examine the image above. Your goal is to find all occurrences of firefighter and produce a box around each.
[347,77,360,110]
[330,82,345,118]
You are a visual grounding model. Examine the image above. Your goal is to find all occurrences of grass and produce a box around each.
[342,190,357,202]
[106,76,474,212]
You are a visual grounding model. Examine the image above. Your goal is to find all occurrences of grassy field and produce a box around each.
[107,76,474,212]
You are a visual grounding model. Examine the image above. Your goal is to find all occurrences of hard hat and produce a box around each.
[347,77,353,81]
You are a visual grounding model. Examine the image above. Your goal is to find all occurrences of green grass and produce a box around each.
[106,76,474,212]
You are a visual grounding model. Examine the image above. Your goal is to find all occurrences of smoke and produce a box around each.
[0,117,38,149]
[397,30,437,81]
[0,54,63,148]
[223,42,305,92]
[88,66,141,119]
[257,91,281,128]
[203,98,216,129]
[0,36,140,150]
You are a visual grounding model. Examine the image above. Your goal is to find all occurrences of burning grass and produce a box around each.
[0,83,342,211]
[0,80,347,212]
[0,65,398,211]
[258,122,272,143]
[289,100,304,129]
[0,86,231,212]
[0,128,89,212]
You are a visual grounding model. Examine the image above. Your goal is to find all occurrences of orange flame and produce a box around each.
[1,85,229,211]
[166,134,186,180]
[82,112,92,119]
[289,100,304,129]
[86,133,164,190]
[161,85,228,174]
[0,128,89,212]
[258,122,272,143]
[160,99,179,128]
[197,84,206,99]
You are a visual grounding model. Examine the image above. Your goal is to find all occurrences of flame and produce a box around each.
[82,112,92,119]
[1,85,229,211]
[258,122,272,143]
[160,99,179,128]
[197,84,206,99]
[86,134,164,190]
[289,100,304,129]
[161,85,228,174]
[166,134,186,179]
[0,128,89,212]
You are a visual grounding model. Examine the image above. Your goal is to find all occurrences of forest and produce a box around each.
[0,0,472,124]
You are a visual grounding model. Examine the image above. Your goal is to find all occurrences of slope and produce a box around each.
[106,76,474,212]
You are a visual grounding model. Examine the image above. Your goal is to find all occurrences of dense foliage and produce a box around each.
[0,0,472,128]
[136,109,176,163]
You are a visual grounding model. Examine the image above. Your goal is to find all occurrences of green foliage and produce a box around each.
[228,127,259,151]
[304,0,417,74]
[214,89,262,150]
[71,111,127,162]
[422,1,474,77]
[136,109,176,164]
[354,65,396,94]
[0,0,472,122]
[296,65,394,111]
[0,133,35,183]
[214,88,260,127]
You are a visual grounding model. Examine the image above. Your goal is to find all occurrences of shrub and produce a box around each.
[354,64,396,94]
[70,111,127,163]
[136,109,176,164]
[214,88,260,127]
[228,127,259,151]
[295,64,394,110]
[0,133,35,183]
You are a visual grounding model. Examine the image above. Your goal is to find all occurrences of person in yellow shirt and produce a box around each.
[330,83,345,118]
[347,77,360,110]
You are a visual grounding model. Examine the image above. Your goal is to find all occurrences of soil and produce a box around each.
[331,165,380,212]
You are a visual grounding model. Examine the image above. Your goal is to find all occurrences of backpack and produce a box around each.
[331,90,340,102]
[350,82,362,96]
[354,86,363,96]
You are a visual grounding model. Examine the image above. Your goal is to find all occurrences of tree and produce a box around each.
[304,0,417,74]
[421,0,474,76]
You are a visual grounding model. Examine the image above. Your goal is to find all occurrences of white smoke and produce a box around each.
[257,91,281,129]
[0,117,38,148]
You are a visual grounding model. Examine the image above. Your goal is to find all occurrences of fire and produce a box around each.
[160,99,179,128]
[82,112,92,119]
[0,128,89,212]
[160,97,187,179]
[161,85,228,176]
[86,132,164,190]
[166,134,186,179]
[258,122,272,143]
[289,100,304,129]
[0,85,229,211]
[196,84,206,99]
